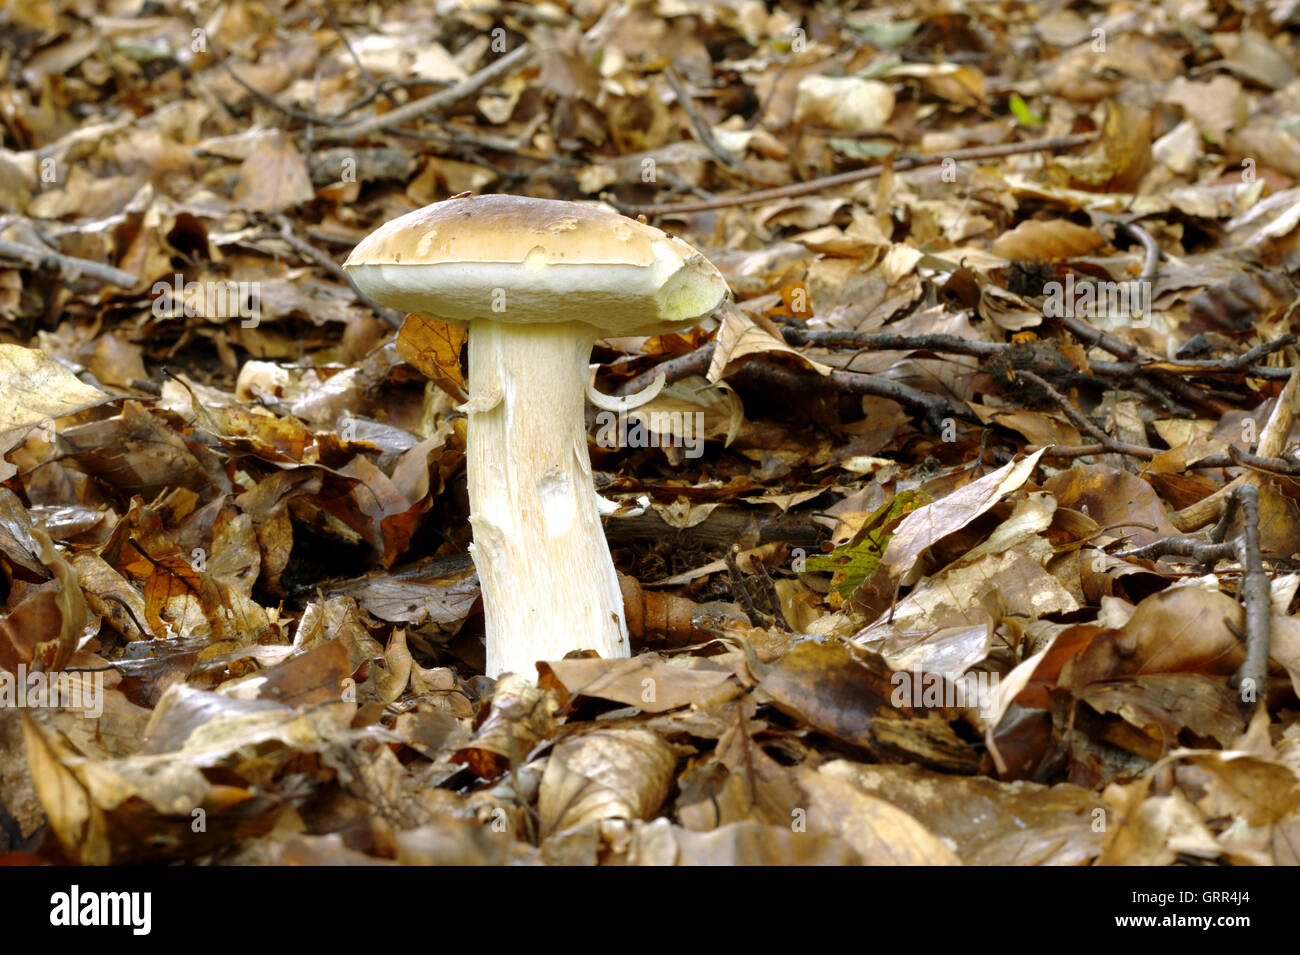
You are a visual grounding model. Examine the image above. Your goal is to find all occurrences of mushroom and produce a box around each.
[343,194,728,678]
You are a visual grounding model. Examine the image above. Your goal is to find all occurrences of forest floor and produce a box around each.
[2,0,1300,867]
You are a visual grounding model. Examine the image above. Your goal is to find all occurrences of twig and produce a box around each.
[0,237,137,288]
[270,215,403,328]
[1115,536,1234,564]
[1055,313,1227,413]
[1091,335,1296,381]
[781,327,1004,358]
[1115,484,1272,703]
[1208,489,1242,547]
[326,7,402,109]
[1226,445,1300,475]
[1118,222,1161,283]
[724,545,764,627]
[625,133,1095,216]
[332,77,435,123]
[1024,442,1108,458]
[828,368,972,430]
[1233,483,1271,701]
[662,65,750,176]
[752,558,792,632]
[1015,370,1156,459]
[616,335,972,429]
[205,37,339,126]
[317,43,535,143]
[615,342,716,397]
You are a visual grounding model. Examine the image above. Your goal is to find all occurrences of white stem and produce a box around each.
[465,318,631,678]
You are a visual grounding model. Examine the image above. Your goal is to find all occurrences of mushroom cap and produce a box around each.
[343,194,728,336]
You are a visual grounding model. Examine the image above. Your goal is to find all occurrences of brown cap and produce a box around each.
[343,194,728,336]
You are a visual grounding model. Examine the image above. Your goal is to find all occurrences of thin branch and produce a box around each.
[1233,483,1271,701]
[752,558,792,632]
[0,237,137,288]
[1116,536,1234,563]
[270,215,403,328]
[625,133,1095,216]
[1015,370,1157,459]
[1118,222,1161,283]
[1114,484,1273,703]
[317,43,535,143]
[662,65,751,176]
[615,342,716,397]
[724,545,764,627]
[1054,313,1229,413]
[782,327,1004,358]
[828,368,972,428]
[1092,335,1296,381]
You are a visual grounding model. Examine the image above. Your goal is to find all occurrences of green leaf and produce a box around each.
[1008,93,1044,127]
[804,489,930,598]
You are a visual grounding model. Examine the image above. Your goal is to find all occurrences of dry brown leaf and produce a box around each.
[879,449,1043,586]
[1048,99,1153,192]
[537,655,737,714]
[538,727,678,833]
[797,764,962,864]
[233,130,315,214]
[0,344,111,447]
[990,219,1105,261]
[396,314,469,403]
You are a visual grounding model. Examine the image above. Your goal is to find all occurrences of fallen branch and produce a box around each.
[1052,312,1231,415]
[614,341,716,397]
[612,336,971,430]
[625,133,1095,216]
[1117,221,1161,283]
[1115,536,1233,564]
[1091,335,1296,382]
[1233,487,1272,701]
[0,237,138,288]
[781,327,1004,358]
[1015,370,1157,459]
[270,215,403,328]
[827,367,971,430]
[317,43,535,143]
[1115,484,1271,703]
[662,65,753,178]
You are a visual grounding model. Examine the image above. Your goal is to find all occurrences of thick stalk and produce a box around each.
[465,318,630,677]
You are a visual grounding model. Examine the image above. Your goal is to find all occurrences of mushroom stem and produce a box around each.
[465,318,631,678]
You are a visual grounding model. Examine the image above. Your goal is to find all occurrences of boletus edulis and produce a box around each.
[344,194,728,678]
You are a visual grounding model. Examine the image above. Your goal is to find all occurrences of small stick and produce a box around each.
[723,545,764,627]
[625,133,1095,216]
[1015,370,1156,459]
[1114,484,1272,704]
[782,327,1004,358]
[615,342,716,397]
[0,237,137,288]
[662,65,751,177]
[1232,483,1271,702]
[271,215,403,328]
[1115,536,1234,564]
[318,43,535,143]
[1118,222,1161,283]
[752,558,792,632]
